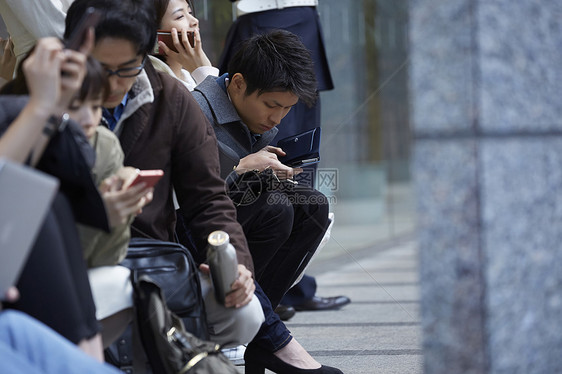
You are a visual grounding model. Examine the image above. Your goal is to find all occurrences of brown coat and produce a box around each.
[117,62,253,274]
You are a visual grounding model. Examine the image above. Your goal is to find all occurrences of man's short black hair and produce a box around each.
[78,56,110,103]
[65,0,157,57]
[227,30,318,107]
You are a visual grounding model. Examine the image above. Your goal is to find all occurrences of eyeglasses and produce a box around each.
[104,56,147,78]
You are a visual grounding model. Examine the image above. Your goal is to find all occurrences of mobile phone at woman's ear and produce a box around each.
[65,7,101,51]
[154,30,194,55]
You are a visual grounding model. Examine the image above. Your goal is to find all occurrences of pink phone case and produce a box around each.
[130,170,164,188]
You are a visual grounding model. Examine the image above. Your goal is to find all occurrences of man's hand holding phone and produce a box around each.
[99,167,161,227]
[236,146,302,180]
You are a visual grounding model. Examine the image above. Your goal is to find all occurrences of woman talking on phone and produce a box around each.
[150,0,218,91]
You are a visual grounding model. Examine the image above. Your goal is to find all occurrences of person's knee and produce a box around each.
[0,310,23,332]
[0,310,37,332]
[202,272,265,347]
[259,191,294,238]
[291,189,329,225]
[0,310,47,347]
[307,190,330,225]
[225,296,264,347]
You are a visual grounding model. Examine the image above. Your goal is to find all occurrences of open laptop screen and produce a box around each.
[0,158,58,299]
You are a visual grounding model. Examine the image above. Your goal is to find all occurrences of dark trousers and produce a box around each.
[281,274,317,306]
[251,282,292,352]
[236,186,329,308]
[177,185,329,352]
[3,193,99,343]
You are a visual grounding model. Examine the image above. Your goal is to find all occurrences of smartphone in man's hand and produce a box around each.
[129,169,164,189]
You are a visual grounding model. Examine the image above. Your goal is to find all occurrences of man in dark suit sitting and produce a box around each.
[219,1,350,318]
[193,29,329,311]
[192,30,344,373]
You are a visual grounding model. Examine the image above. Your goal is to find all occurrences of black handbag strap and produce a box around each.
[125,270,150,374]
[130,225,155,239]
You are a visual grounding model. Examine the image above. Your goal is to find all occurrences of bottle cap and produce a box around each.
[208,230,229,248]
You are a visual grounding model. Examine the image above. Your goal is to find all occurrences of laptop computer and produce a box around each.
[0,158,59,299]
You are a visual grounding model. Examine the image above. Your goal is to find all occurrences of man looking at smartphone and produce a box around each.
[193,30,341,374]
[191,29,331,315]
[191,31,346,372]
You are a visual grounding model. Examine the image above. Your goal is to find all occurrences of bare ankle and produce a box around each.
[273,338,321,370]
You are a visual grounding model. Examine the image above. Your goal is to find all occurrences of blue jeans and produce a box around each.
[0,310,121,374]
[252,282,293,352]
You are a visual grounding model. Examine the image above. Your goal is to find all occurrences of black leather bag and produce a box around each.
[105,237,209,372]
[122,238,208,338]
[134,275,238,374]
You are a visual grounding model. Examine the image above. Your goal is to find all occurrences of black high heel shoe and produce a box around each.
[244,343,344,374]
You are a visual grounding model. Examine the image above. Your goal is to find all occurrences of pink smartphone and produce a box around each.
[129,169,164,188]
[154,30,194,55]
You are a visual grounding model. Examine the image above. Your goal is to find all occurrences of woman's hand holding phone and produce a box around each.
[159,28,212,74]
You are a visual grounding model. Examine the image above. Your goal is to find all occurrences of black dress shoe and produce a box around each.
[244,343,344,374]
[274,304,296,321]
[293,296,351,311]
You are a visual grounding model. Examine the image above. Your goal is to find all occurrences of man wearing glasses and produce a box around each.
[99,55,147,132]
[64,0,265,349]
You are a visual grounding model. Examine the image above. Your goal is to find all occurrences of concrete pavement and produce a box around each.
[239,233,423,374]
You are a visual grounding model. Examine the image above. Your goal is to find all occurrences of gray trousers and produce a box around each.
[199,271,264,348]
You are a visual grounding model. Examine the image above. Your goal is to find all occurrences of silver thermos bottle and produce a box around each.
[206,230,238,305]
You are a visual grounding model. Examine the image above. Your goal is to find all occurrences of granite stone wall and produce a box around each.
[410,1,562,373]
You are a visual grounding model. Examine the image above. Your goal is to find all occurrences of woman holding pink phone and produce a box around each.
[150,0,219,91]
